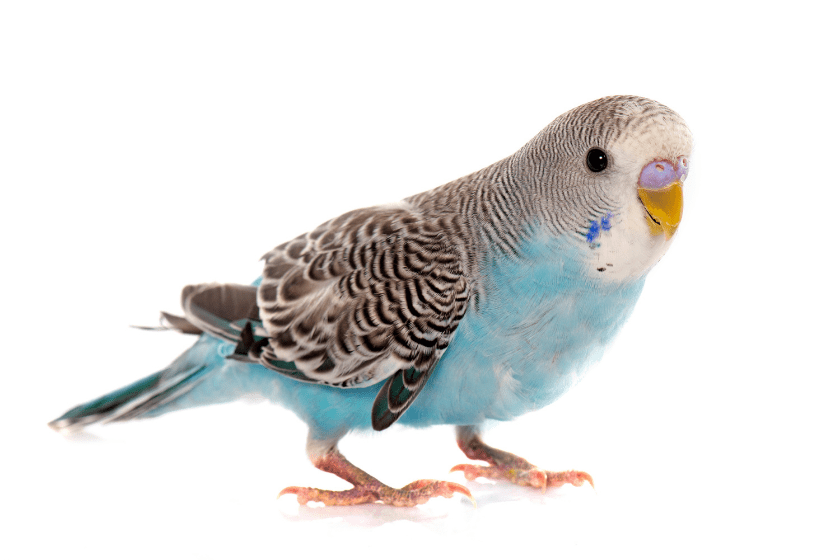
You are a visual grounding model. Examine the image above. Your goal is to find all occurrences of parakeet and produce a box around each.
[50,95,692,507]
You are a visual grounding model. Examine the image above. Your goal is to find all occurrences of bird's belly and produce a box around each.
[402,273,646,427]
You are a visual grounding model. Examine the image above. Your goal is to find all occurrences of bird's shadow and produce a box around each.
[278,479,590,526]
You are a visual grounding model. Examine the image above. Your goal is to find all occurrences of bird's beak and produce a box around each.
[638,180,683,239]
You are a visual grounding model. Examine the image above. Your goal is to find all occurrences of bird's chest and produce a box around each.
[424,238,646,422]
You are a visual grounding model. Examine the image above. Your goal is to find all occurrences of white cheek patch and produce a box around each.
[581,207,671,283]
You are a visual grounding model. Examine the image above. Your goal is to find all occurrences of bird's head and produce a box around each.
[514,95,693,281]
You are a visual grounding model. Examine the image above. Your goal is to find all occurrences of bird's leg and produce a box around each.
[450,425,593,491]
[279,436,474,507]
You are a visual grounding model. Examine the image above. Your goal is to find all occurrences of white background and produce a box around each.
[3,1,838,558]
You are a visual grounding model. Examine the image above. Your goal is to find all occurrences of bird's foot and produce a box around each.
[279,479,473,507]
[451,426,593,491]
[450,463,593,491]
[278,449,474,507]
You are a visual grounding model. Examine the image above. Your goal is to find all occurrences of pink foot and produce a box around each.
[279,479,473,507]
[451,463,593,491]
[452,426,594,491]
[278,449,474,507]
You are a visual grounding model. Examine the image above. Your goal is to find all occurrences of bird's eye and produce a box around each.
[586,148,608,172]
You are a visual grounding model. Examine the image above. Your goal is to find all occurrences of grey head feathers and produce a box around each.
[412,95,692,244]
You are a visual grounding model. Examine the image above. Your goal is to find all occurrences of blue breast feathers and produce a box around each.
[400,231,646,427]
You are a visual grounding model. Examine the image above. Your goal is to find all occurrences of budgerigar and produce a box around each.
[50,95,692,507]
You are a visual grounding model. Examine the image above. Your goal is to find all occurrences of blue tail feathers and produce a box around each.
[49,282,262,432]
[48,347,211,432]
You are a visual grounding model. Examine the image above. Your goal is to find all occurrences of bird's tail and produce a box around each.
[49,283,262,432]
[48,350,213,432]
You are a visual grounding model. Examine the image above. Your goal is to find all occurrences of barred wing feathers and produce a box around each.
[258,204,471,394]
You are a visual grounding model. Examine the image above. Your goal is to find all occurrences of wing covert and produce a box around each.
[257,205,470,389]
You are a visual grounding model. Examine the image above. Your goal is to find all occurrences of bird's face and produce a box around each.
[593,116,692,281]
[522,96,693,282]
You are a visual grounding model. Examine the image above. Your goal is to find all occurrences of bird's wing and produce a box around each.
[178,283,262,342]
[370,365,437,431]
[257,204,471,394]
[162,283,322,383]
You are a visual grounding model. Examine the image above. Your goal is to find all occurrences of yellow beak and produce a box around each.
[638,180,683,239]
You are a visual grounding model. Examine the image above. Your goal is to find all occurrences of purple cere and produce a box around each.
[676,156,689,180]
[639,160,677,189]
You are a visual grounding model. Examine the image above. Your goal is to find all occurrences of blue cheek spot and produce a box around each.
[586,213,613,244]
[586,221,600,243]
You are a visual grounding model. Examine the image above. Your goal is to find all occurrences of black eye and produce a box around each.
[586,148,608,172]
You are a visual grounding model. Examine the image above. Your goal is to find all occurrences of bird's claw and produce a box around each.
[399,479,477,507]
[451,463,547,489]
[547,469,594,489]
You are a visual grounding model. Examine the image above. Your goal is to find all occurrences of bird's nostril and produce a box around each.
[676,156,689,180]
[639,160,677,188]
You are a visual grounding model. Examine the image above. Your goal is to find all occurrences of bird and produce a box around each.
[50,95,692,507]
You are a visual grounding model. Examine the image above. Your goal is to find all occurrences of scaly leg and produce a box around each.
[450,425,593,491]
[279,436,474,507]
